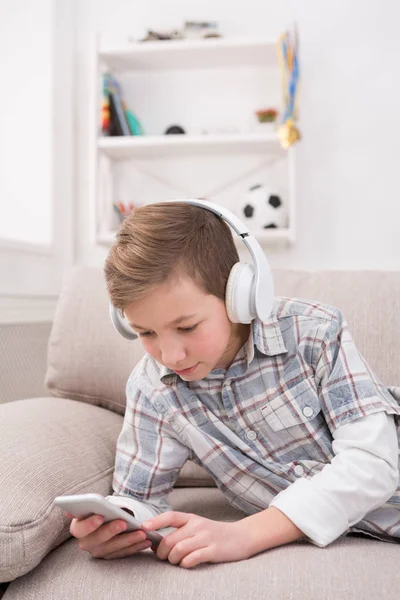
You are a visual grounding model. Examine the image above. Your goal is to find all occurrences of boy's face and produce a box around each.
[124,274,249,380]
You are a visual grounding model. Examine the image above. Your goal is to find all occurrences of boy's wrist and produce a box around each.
[238,506,305,556]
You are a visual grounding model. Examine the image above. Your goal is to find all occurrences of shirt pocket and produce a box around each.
[261,377,322,432]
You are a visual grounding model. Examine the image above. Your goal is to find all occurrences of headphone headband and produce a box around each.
[179,198,251,236]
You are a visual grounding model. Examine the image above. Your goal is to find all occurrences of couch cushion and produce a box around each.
[3,487,399,600]
[0,397,123,583]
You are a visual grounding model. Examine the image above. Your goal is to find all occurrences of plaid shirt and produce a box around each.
[112,297,400,545]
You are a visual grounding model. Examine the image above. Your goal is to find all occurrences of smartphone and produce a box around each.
[54,493,163,545]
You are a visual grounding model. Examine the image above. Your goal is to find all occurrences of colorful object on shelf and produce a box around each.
[255,108,278,124]
[125,109,144,136]
[102,74,144,137]
[108,75,131,136]
[102,75,111,134]
[277,27,301,149]
[113,202,135,222]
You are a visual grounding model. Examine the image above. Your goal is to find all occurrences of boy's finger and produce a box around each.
[103,539,153,560]
[92,520,137,550]
[142,511,190,531]
[70,515,105,539]
[78,523,145,556]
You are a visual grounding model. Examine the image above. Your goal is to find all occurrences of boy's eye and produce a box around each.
[138,331,154,338]
[137,324,198,337]
[179,325,197,333]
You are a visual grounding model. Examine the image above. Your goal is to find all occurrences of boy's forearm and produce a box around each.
[239,506,305,555]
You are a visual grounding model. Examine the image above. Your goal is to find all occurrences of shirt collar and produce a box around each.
[250,311,288,359]
[160,364,177,383]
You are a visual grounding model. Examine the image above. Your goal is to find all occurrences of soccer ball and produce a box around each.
[240,183,287,230]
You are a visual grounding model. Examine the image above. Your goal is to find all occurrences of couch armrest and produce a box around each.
[0,397,123,583]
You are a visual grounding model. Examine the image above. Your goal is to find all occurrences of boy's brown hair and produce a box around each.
[104,201,239,311]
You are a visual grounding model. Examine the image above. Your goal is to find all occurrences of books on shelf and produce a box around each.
[102,74,143,137]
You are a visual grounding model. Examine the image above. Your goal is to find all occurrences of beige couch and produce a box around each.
[1,266,399,600]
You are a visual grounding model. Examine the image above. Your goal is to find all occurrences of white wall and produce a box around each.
[0,0,52,246]
[0,0,75,299]
[75,0,400,271]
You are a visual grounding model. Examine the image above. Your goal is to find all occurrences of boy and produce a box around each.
[70,201,400,569]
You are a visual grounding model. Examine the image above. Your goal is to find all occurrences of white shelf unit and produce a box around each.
[98,133,285,158]
[90,35,297,248]
[99,38,280,71]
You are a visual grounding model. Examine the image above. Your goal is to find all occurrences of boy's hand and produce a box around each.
[67,513,153,559]
[142,512,253,568]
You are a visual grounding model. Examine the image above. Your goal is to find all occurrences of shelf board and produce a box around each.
[99,38,278,71]
[98,227,294,247]
[98,134,283,159]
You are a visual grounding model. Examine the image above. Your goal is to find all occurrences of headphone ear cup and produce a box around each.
[109,303,138,340]
[225,262,256,323]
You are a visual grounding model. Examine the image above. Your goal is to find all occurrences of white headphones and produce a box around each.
[109,199,274,340]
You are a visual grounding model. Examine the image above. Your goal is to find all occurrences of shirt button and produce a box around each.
[246,430,257,441]
[302,406,314,418]
[294,465,305,477]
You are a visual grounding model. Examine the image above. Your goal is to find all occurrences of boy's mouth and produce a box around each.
[174,363,199,376]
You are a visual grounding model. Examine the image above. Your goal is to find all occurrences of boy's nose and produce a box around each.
[160,345,187,368]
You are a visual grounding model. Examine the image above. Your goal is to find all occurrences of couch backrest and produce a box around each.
[45,266,400,415]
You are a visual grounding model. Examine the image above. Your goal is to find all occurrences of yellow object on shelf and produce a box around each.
[278,119,301,150]
[277,27,301,148]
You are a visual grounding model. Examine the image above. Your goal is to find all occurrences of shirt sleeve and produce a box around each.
[313,310,400,431]
[270,412,399,547]
[108,369,190,519]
